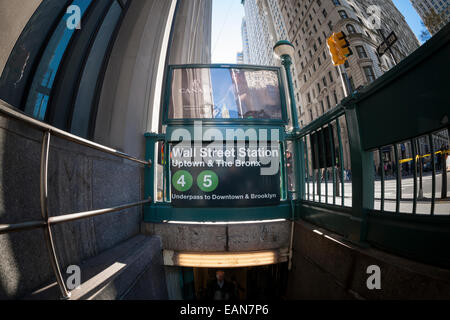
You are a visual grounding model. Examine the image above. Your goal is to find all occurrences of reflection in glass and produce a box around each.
[24,0,93,120]
[168,68,283,120]
[71,1,122,138]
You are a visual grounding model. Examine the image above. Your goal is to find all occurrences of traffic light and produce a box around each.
[327,35,345,66]
[327,32,352,66]
[334,31,353,58]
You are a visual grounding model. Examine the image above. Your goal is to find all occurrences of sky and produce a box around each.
[211,0,427,64]
[392,0,428,43]
[211,0,245,63]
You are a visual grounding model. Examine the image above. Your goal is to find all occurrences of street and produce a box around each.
[305,172,450,215]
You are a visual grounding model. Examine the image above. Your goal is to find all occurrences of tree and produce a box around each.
[419,22,431,42]
[423,8,444,34]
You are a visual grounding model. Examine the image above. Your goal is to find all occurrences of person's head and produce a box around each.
[216,270,225,282]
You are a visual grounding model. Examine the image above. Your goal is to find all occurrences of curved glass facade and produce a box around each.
[24,0,93,120]
[1,0,129,139]
[71,1,123,137]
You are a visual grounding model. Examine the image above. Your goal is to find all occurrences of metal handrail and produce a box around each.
[0,199,152,234]
[0,100,151,166]
[0,100,152,299]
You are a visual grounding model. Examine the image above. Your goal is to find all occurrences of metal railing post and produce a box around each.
[144,133,159,222]
[40,131,71,299]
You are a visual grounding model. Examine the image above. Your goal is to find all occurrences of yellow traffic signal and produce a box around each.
[327,34,346,66]
[334,31,353,58]
[327,32,353,66]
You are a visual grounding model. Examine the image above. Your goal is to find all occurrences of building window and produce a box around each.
[332,0,341,5]
[349,76,355,92]
[338,10,348,19]
[363,66,376,83]
[328,21,333,31]
[356,45,368,58]
[346,24,356,34]
[328,71,333,82]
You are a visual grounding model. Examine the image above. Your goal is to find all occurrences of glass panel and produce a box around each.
[286,141,296,194]
[399,140,414,213]
[155,141,165,203]
[71,1,122,138]
[383,145,398,212]
[304,137,312,201]
[433,129,449,215]
[373,150,382,211]
[416,136,432,215]
[24,0,93,120]
[337,116,352,207]
[168,68,283,120]
[331,122,343,206]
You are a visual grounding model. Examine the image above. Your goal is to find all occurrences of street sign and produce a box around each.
[170,143,281,207]
[377,31,398,57]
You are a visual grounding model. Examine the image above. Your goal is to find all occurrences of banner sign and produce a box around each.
[168,67,284,121]
[170,143,281,207]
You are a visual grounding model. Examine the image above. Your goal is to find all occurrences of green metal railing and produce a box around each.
[292,23,450,268]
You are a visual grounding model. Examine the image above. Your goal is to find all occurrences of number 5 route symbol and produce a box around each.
[197,170,219,192]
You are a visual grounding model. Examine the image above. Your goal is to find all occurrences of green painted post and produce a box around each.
[304,137,310,201]
[279,51,304,205]
[344,104,374,244]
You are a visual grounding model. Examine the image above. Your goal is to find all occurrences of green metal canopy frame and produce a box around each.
[145,64,293,223]
[145,24,450,268]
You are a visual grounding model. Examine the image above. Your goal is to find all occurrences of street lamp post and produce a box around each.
[274,41,300,132]
[274,40,303,203]
[274,40,302,272]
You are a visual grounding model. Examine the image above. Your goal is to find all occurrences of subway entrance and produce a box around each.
[177,263,289,301]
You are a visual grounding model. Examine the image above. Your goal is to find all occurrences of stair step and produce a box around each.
[26,235,168,300]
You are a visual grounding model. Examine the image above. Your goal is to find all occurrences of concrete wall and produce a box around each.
[287,220,450,300]
[0,0,41,75]
[142,221,291,252]
[0,109,143,299]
